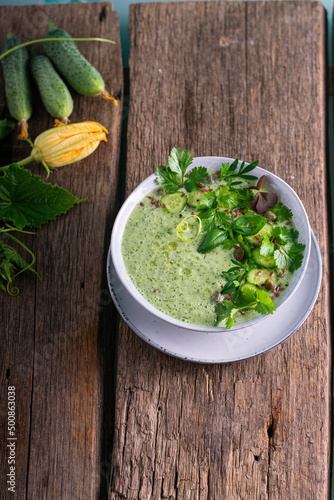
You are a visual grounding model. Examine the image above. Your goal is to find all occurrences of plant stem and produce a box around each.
[0,155,35,171]
[0,37,115,60]
[5,232,38,278]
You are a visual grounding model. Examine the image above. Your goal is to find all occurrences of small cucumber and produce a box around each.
[245,222,272,244]
[252,247,276,268]
[30,55,73,122]
[188,190,207,208]
[44,28,116,105]
[161,192,188,213]
[0,36,33,138]
[247,268,277,286]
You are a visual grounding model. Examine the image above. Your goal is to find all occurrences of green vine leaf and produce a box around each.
[0,164,85,230]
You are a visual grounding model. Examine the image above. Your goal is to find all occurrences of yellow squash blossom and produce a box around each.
[0,121,108,176]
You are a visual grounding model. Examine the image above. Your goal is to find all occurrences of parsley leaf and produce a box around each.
[217,186,241,209]
[168,148,193,184]
[184,166,208,192]
[156,165,179,193]
[197,191,217,211]
[0,165,85,230]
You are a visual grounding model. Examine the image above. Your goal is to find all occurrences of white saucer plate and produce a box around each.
[107,230,321,364]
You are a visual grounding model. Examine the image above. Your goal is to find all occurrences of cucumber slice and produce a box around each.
[161,192,188,213]
[247,268,277,285]
[252,247,276,268]
[188,190,207,208]
[245,222,272,244]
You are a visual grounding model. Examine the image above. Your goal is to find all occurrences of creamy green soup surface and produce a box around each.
[121,169,294,328]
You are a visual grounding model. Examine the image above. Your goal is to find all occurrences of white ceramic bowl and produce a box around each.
[110,157,311,332]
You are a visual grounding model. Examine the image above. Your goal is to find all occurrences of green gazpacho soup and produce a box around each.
[121,149,305,328]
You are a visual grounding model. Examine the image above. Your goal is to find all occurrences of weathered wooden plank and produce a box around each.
[0,3,123,498]
[109,2,330,499]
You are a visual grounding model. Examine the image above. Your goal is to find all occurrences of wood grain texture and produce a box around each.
[109,2,331,499]
[0,3,123,499]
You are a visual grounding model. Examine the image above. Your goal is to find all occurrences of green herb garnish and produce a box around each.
[154,150,305,329]
[156,147,208,193]
[220,159,259,184]
[215,285,276,328]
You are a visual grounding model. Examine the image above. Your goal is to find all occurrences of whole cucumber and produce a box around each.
[44,28,105,97]
[30,55,73,122]
[0,36,33,138]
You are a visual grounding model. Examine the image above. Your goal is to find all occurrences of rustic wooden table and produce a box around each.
[0,1,332,499]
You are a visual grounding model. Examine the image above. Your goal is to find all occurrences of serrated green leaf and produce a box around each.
[271,201,293,221]
[260,234,275,256]
[156,165,179,193]
[0,164,85,230]
[196,191,217,211]
[184,166,208,192]
[168,148,193,179]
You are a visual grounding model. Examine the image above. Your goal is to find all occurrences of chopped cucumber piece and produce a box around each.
[161,192,188,213]
[252,247,276,268]
[245,222,272,244]
[247,268,277,285]
[188,190,207,208]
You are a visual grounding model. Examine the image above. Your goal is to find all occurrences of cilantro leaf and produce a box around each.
[236,286,276,315]
[184,166,208,192]
[260,234,275,256]
[271,201,293,221]
[272,226,291,244]
[156,165,179,193]
[274,243,305,272]
[215,300,235,326]
[217,186,241,209]
[0,165,85,230]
